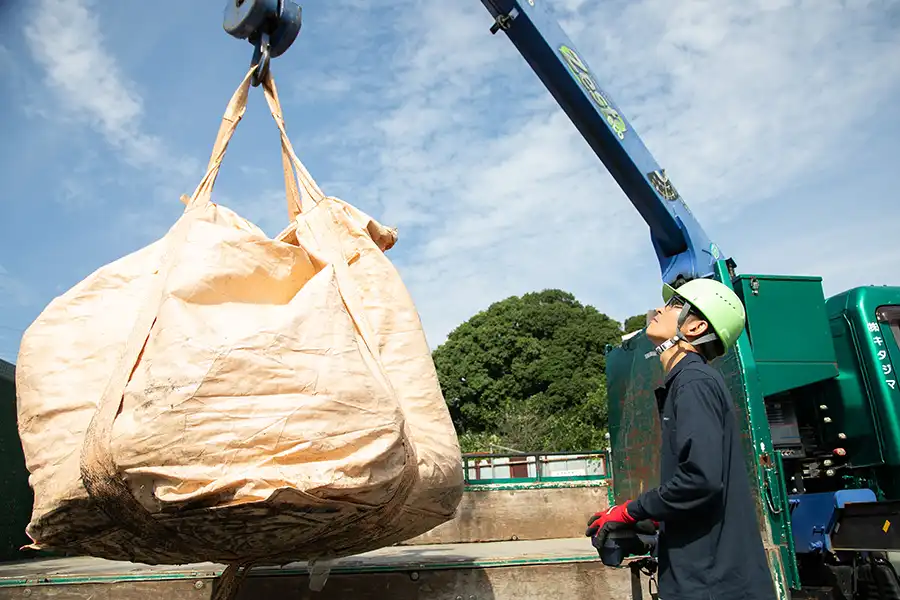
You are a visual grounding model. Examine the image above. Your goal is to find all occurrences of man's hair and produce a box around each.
[695,337,725,361]
[684,308,725,360]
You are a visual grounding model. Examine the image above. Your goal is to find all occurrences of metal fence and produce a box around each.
[462,451,610,485]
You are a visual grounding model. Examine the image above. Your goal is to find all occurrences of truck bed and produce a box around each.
[0,538,634,599]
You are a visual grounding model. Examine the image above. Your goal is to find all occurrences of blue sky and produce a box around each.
[1,0,899,363]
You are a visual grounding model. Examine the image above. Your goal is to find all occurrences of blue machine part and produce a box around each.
[224,0,281,39]
[788,489,877,553]
[595,530,658,567]
[478,0,723,285]
[223,0,303,86]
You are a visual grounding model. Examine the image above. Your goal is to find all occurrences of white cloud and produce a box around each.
[298,0,900,346]
[291,72,354,105]
[23,0,197,178]
[729,210,900,298]
[11,0,899,359]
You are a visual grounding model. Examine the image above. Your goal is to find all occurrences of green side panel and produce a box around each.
[605,265,798,597]
[733,275,839,397]
[823,308,884,468]
[605,332,664,501]
[825,287,900,472]
[0,362,33,562]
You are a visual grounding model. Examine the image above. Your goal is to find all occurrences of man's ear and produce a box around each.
[683,318,709,338]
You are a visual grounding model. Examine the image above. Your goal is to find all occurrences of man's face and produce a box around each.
[645,296,709,345]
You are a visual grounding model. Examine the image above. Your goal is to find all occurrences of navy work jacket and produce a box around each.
[628,353,777,600]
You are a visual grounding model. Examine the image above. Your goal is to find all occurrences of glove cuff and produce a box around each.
[625,499,645,521]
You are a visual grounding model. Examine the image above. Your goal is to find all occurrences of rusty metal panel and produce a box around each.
[605,332,664,503]
[716,346,769,529]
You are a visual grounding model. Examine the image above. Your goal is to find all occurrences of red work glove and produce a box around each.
[585,502,636,537]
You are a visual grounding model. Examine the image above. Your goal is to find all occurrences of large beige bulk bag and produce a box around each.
[15,66,464,574]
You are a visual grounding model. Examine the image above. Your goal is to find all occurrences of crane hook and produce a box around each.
[223,0,303,87]
[250,31,272,87]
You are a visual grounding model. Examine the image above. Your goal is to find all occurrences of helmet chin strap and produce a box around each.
[644,301,719,360]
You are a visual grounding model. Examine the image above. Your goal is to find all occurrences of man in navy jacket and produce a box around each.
[587,279,776,600]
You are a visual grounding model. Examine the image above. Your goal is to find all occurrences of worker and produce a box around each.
[586,278,776,599]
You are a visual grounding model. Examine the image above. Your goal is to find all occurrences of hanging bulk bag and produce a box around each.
[15,66,464,573]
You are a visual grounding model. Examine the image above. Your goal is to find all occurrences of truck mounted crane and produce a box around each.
[221,1,900,598]
[475,3,900,599]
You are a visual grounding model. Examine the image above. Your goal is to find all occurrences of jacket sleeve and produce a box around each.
[628,376,726,522]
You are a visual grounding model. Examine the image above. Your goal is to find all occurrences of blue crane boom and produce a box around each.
[479,0,726,286]
[221,0,727,286]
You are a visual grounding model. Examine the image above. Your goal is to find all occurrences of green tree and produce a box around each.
[623,313,649,334]
[432,289,624,453]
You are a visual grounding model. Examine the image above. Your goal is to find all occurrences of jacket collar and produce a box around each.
[655,352,706,412]
[663,351,706,387]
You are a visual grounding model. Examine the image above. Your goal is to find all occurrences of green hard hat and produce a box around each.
[662,278,746,350]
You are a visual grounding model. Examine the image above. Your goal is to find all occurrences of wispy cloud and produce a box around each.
[297,0,900,344]
[23,0,198,178]
[291,72,354,106]
[729,204,900,299]
[4,0,899,366]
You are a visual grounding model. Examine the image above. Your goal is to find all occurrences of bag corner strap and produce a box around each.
[259,68,327,220]
[185,66,258,211]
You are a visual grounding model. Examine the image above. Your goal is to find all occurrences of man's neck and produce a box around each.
[659,345,697,374]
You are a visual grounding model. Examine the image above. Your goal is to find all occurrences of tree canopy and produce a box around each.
[624,313,649,334]
[432,289,646,454]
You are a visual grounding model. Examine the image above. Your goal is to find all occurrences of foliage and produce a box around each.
[432,289,629,453]
[624,313,649,334]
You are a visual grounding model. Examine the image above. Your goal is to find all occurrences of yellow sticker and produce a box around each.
[884,520,891,533]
